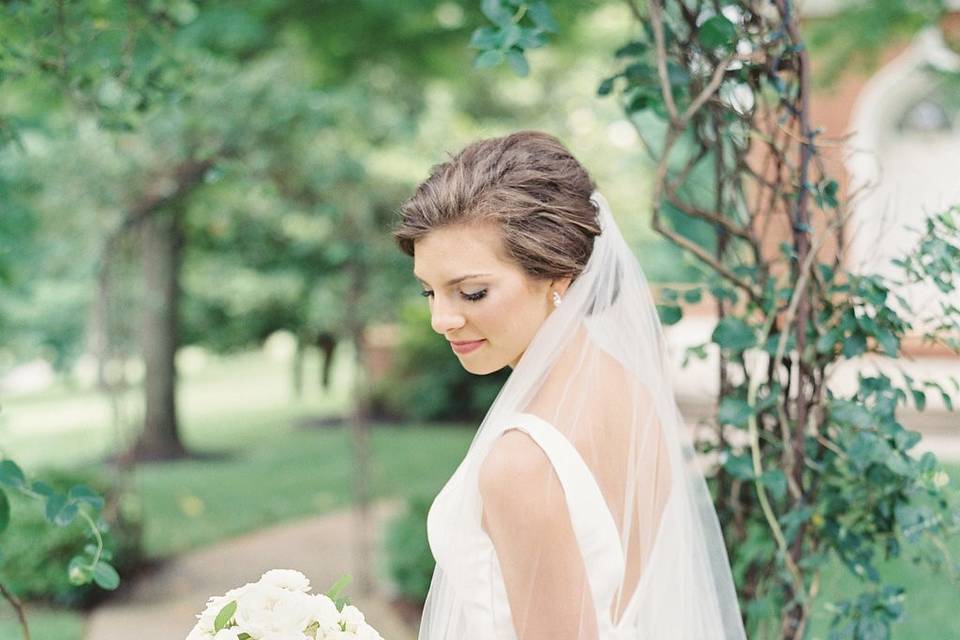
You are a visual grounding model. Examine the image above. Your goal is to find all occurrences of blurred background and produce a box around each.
[0,1,958,639]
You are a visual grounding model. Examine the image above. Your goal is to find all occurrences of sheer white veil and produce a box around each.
[420,191,747,639]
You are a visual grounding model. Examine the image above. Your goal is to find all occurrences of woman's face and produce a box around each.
[413,221,569,375]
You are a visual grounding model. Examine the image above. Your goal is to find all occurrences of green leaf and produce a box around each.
[45,493,68,524]
[722,453,755,480]
[481,0,512,27]
[615,41,648,58]
[712,317,756,353]
[469,26,501,50]
[55,502,80,527]
[815,327,840,354]
[68,484,105,510]
[31,480,55,497]
[683,288,702,304]
[326,574,352,603]
[656,304,682,326]
[474,49,505,69]
[0,489,9,534]
[718,397,752,428]
[93,561,120,590]
[830,400,874,429]
[759,469,787,500]
[874,329,899,357]
[842,333,867,358]
[215,600,237,631]
[505,49,529,76]
[597,77,616,96]
[699,15,737,50]
[527,1,558,33]
[0,459,25,489]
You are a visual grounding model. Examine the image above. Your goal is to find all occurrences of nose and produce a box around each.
[430,297,466,335]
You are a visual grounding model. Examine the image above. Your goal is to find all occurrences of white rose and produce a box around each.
[261,633,310,640]
[185,622,213,640]
[261,569,312,593]
[339,605,365,632]
[235,584,288,637]
[213,629,242,640]
[356,623,384,640]
[271,590,317,634]
[308,594,342,632]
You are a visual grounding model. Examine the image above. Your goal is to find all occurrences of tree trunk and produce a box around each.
[344,232,372,595]
[132,208,187,461]
[317,331,337,391]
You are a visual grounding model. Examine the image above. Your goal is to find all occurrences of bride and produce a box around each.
[392,131,747,639]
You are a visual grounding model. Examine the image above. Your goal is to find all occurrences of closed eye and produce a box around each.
[420,289,487,302]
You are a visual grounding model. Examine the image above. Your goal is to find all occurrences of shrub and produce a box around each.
[370,300,509,423]
[0,466,143,608]
[382,494,435,606]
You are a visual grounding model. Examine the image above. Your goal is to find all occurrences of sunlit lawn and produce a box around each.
[1,346,957,639]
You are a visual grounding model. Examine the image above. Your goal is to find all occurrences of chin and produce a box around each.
[460,357,508,376]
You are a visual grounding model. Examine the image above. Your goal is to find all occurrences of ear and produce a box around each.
[551,276,573,297]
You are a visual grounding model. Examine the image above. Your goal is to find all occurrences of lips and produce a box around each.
[449,338,485,354]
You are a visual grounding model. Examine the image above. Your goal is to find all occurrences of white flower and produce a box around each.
[340,605,366,632]
[308,594,342,632]
[213,629,242,640]
[261,569,312,593]
[355,623,385,640]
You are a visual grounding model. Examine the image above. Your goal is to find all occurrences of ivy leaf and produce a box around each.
[722,453,755,480]
[69,484,105,510]
[759,469,787,500]
[469,26,501,50]
[615,41,648,58]
[215,600,238,631]
[0,489,9,534]
[481,0,512,27]
[474,49,505,69]
[45,493,68,525]
[597,76,616,96]
[718,397,752,428]
[0,459,25,490]
[699,15,737,50]
[656,304,682,326]
[93,561,120,590]
[712,317,756,353]
[527,1,558,33]
[505,49,529,76]
[842,333,867,358]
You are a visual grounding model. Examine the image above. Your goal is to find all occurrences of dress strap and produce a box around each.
[501,411,626,616]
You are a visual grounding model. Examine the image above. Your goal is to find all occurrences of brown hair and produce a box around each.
[393,130,601,282]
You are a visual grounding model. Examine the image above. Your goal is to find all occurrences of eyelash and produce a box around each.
[420,289,487,302]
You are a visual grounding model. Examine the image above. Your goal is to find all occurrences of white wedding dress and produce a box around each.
[427,411,703,639]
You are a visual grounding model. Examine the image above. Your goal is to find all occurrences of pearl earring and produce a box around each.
[552,291,562,307]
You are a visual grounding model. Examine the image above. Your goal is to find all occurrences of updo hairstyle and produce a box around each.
[393,131,601,283]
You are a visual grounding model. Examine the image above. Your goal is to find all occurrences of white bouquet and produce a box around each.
[186,569,385,640]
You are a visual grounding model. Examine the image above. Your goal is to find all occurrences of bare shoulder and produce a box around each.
[479,428,556,514]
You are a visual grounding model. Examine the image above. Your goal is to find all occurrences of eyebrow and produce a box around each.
[413,272,492,287]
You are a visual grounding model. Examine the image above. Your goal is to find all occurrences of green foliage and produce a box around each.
[807,0,946,87]
[480,3,960,638]
[383,494,436,604]
[470,0,560,76]
[0,464,140,607]
[370,300,509,423]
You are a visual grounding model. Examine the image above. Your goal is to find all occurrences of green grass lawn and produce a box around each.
[1,346,958,639]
